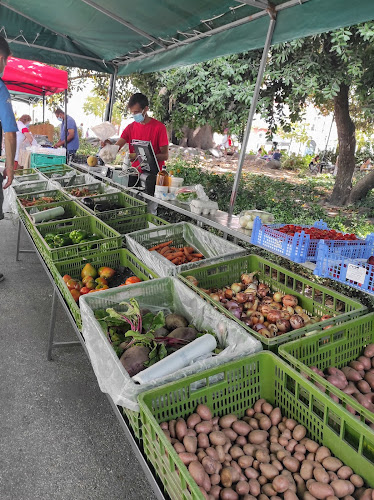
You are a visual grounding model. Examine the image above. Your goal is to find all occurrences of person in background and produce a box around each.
[15,114,33,169]
[256,147,264,158]
[0,35,17,282]
[109,93,169,172]
[272,148,281,161]
[221,128,232,154]
[53,107,79,157]
[360,158,373,171]
[309,154,320,170]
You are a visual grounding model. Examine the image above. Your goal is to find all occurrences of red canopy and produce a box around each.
[3,57,68,96]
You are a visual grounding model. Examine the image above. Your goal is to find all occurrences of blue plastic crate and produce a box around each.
[250,216,374,263]
[314,240,374,294]
[30,153,66,170]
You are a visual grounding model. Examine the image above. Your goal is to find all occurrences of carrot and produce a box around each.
[159,246,170,255]
[190,253,204,258]
[172,257,182,264]
[190,258,200,262]
[185,247,195,253]
[148,240,173,251]
[166,253,179,260]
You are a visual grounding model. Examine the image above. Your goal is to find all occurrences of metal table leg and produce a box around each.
[16,219,36,261]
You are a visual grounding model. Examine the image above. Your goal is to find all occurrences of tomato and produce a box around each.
[63,274,72,283]
[96,284,109,290]
[80,287,91,295]
[70,289,81,302]
[95,277,108,286]
[82,275,95,285]
[275,225,358,241]
[125,276,142,285]
[66,279,81,291]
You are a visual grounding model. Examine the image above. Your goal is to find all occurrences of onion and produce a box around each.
[231,308,242,319]
[244,292,256,302]
[268,324,278,336]
[245,284,258,293]
[231,283,243,294]
[300,313,311,324]
[259,304,272,317]
[284,305,294,315]
[250,312,264,325]
[294,305,303,315]
[210,293,220,302]
[257,283,270,298]
[270,301,282,310]
[218,291,225,301]
[273,292,283,303]
[244,301,254,310]
[241,272,257,286]
[242,317,253,326]
[261,296,273,305]
[226,300,240,310]
[282,295,298,308]
[280,310,291,321]
[186,275,198,287]
[321,314,332,321]
[258,328,273,338]
[276,319,291,333]
[290,314,305,330]
[236,292,249,304]
[224,288,234,299]
[267,309,282,324]
[253,323,266,332]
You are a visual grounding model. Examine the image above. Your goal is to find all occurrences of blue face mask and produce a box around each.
[57,117,63,122]
[133,111,145,123]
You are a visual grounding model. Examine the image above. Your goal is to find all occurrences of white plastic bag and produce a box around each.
[98,144,119,164]
[91,122,117,142]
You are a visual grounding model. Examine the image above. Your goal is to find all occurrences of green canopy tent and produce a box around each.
[2,0,374,211]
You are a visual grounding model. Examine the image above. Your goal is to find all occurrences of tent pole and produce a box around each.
[64,89,68,162]
[104,67,118,122]
[42,92,45,122]
[228,14,277,216]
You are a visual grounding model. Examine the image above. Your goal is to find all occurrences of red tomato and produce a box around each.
[125,276,142,285]
[80,287,91,295]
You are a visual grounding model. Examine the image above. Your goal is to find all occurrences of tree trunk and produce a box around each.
[349,170,374,203]
[179,125,214,149]
[329,84,356,205]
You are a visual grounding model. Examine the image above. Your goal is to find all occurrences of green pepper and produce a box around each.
[54,234,72,247]
[79,235,98,251]
[44,232,56,245]
[69,229,88,244]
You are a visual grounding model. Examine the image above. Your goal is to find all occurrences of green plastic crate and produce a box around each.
[139,352,374,500]
[33,215,122,263]
[15,189,70,227]
[50,248,158,331]
[24,200,91,227]
[110,213,169,235]
[12,180,49,195]
[37,165,75,178]
[179,254,366,351]
[279,313,374,428]
[14,168,36,176]
[77,191,147,224]
[63,181,119,198]
[30,152,65,169]
[13,172,45,184]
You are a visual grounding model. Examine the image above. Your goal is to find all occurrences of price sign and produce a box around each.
[346,264,367,284]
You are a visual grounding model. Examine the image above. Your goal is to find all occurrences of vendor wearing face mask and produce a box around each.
[114,93,169,172]
[54,107,79,156]
[15,114,33,169]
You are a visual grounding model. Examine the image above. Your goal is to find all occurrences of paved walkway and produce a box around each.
[0,214,155,500]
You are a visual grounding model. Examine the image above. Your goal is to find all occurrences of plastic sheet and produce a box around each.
[8,179,58,215]
[80,277,262,411]
[125,222,247,277]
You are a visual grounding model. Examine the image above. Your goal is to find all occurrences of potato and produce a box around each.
[337,466,353,480]
[284,490,299,500]
[242,496,257,500]
[165,313,188,330]
[262,402,274,415]
[221,467,239,488]
[315,447,331,463]
[232,420,251,436]
[211,473,221,485]
[285,419,298,431]
[230,446,244,460]
[254,399,266,413]
[198,433,210,449]
[245,467,260,480]
[176,418,188,441]
[308,481,335,499]
[174,442,186,453]
[196,404,213,421]
[259,416,272,431]
[282,429,292,440]
[160,421,168,430]
[187,413,201,429]
[350,474,364,488]
[293,425,307,441]
[248,430,268,444]
[300,461,315,480]
[283,456,300,473]
[260,463,279,480]
[248,478,261,496]
[272,460,283,472]
[277,450,291,462]
[168,419,176,438]
[216,445,225,463]
[272,475,290,493]
[162,429,171,441]
[349,361,365,371]
[196,421,213,434]
[262,484,277,497]
[237,455,253,469]
[236,436,247,447]
[220,488,239,500]
[179,452,198,465]
[364,344,374,358]
[258,495,270,500]
[330,480,355,498]
[246,408,255,417]
[208,431,226,447]
[313,467,330,484]
[294,452,306,462]
[322,457,343,472]
[210,485,222,500]
[294,474,306,497]
[342,367,362,382]
[270,408,282,426]
[223,428,238,442]
[356,380,371,394]
[304,493,318,500]
[231,480,248,496]
[305,440,320,453]
[364,372,374,390]
[256,449,271,463]
[183,435,197,454]
[199,487,209,500]
[258,475,268,485]
[219,414,238,428]
[329,472,338,482]
[357,356,371,371]
[202,456,219,475]
[249,418,260,429]
[189,460,206,486]
[286,439,298,453]
[198,450,207,461]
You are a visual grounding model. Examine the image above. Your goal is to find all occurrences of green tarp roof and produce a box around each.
[1,0,374,75]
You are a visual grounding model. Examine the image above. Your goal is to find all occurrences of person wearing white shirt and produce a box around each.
[15,114,34,169]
